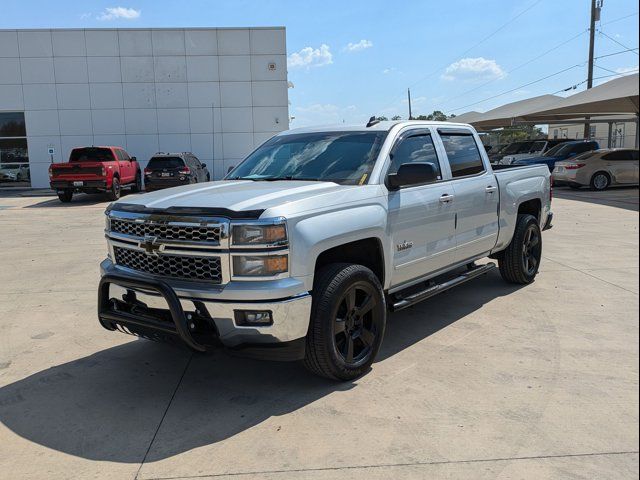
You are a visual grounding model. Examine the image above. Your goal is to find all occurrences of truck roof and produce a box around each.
[282,120,474,135]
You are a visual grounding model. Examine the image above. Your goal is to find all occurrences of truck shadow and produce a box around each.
[0,270,522,463]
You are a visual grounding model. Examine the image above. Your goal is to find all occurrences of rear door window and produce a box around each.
[439,134,485,178]
[69,147,115,162]
[147,157,185,170]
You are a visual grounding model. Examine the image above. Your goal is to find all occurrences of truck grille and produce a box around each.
[110,219,221,243]
[114,246,222,283]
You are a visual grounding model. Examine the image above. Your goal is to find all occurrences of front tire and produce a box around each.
[498,214,542,284]
[131,172,142,193]
[57,189,73,203]
[304,263,386,381]
[106,177,121,201]
[590,172,610,191]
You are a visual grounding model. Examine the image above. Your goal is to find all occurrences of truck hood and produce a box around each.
[112,180,365,216]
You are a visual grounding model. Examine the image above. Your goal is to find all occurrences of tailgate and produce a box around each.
[51,162,105,178]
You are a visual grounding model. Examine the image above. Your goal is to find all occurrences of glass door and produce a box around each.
[0,112,30,188]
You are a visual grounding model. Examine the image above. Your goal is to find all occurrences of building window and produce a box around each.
[0,112,30,187]
[553,129,558,139]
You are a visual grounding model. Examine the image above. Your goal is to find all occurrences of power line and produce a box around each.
[448,49,639,113]
[594,47,639,59]
[449,64,583,112]
[377,0,544,114]
[597,29,640,56]
[439,29,588,108]
[601,11,639,26]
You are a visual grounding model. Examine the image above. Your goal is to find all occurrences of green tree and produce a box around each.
[391,115,402,120]
[375,116,388,121]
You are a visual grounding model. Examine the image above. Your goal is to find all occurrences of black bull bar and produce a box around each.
[98,273,214,352]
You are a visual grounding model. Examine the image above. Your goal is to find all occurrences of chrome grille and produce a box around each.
[110,219,220,243]
[114,246,222,283]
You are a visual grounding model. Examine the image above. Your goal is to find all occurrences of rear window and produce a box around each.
[440,134,485,178]
[69,147,115,162]
[147,157,185,169]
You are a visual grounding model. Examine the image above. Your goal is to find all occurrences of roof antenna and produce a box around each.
[366,116,380,128]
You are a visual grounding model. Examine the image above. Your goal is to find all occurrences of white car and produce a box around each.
[98,120,553,380]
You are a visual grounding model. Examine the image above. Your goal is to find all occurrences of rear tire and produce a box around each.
[106,176,121,201]
[590,172,610,191]
[498,214,542,285]
[57,189,73,203]
[304,263,386,381]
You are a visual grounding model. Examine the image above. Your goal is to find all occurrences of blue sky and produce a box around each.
[2,0,638,127]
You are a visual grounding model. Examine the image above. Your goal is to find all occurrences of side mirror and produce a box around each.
[130,156,137,162]
[201,162,207,168]
[227,165,235,174]
[387,162,439,190]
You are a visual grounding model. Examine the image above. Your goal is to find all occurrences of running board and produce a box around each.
[391,263,496,312]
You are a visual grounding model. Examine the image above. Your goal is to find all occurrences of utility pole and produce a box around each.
[407,88,413,120]
[584,0,602,138]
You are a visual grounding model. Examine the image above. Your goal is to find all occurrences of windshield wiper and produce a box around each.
[261,176,322,181]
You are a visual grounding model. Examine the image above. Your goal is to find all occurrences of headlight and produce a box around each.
[232,254,288,277]
[232,223,287,246]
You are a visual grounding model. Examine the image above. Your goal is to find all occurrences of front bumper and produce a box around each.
[98,261,311,360]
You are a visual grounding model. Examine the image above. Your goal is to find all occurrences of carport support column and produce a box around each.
[607,122,613,148]
[635,114,639,149]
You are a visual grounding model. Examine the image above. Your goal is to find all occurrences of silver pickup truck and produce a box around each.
[98,120,553,380]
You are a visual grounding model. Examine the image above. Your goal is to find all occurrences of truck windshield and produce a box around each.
[147,157,185,169]
[227,131,388,185]
[69,147,115,162]
[503,142,534,154]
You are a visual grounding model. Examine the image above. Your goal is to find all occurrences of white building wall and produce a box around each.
[0,27,288,188]
[548,121,638,149]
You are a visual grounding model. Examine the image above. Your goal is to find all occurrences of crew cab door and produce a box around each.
[385,128,456,287]
[437,128,499,264]
[118,149,136,183]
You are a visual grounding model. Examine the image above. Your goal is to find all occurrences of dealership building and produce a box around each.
[0,27,289,188]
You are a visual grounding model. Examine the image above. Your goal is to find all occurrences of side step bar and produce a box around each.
[391,263,496,312]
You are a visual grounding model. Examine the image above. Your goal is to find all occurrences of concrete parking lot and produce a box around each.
[0,187,638,480]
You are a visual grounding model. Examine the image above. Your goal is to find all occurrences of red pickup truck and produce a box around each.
[49,146,142,202]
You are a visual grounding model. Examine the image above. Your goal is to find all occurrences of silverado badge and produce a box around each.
[396,240,413,252]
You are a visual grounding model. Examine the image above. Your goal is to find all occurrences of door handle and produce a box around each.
[439,194,454,203]
[485,186,498,193]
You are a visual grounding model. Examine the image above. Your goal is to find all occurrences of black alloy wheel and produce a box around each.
[522,224,541,276]
[333,282,380,366]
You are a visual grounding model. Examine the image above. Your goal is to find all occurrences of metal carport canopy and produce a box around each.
[457,95,564,129]
[517,73,639,122]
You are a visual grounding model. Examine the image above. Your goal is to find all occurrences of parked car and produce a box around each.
[98,120,553,380]
[489,140,536,164]
[0,164,29,182]
[512,140,600,171]
[144,152,210,192]
[49,146,141,202]
[553,148,639,190]
[498,139,572,165]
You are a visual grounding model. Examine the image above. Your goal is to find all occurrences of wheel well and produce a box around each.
[314,238,385,285]
[518,199,541,221]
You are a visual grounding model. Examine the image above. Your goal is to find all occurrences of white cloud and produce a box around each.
[97,7,141,21]
[441,57,506,82]
[79,12,92,20]
[287,44,333,69]
[345,39,373,52]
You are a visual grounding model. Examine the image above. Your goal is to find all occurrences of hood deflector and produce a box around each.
[107,203,265,219]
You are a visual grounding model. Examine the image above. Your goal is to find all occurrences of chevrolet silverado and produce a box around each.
[98,120,553,380]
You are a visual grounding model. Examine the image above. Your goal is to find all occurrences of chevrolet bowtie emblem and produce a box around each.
[139,236,163,256]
